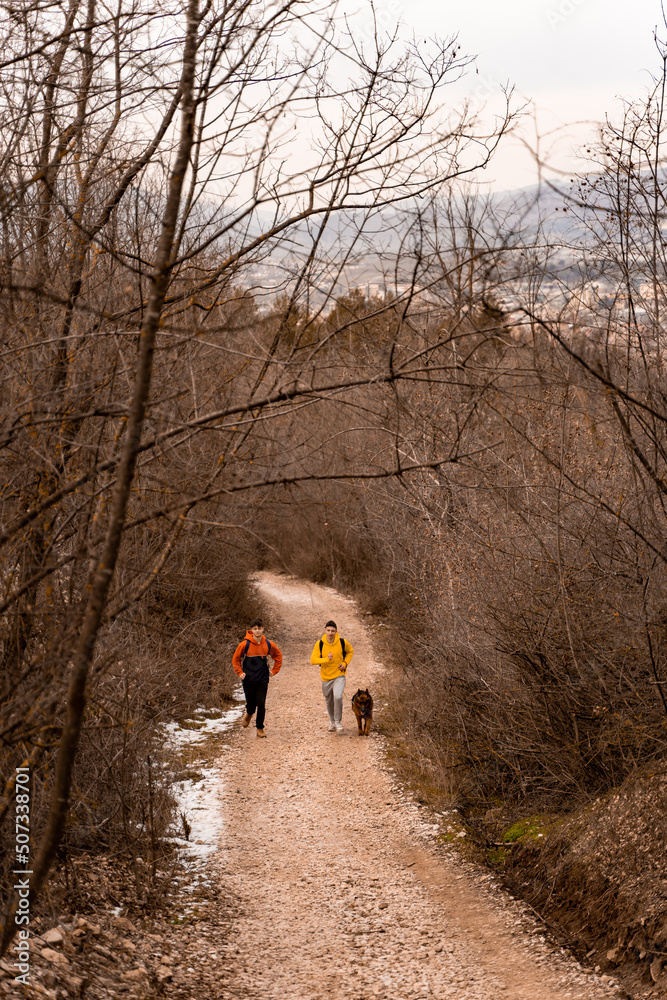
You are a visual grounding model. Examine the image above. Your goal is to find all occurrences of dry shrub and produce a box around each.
[135,534,256,710]
[502,767,667,982]
[260,326,667,812]
[65,531,257,853]
[0,519,259,916]
[257,489,389,614]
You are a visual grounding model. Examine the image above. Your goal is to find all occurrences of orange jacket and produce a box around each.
[232,631,283,678]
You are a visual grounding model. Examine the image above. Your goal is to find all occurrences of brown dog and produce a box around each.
[351,688,373,736]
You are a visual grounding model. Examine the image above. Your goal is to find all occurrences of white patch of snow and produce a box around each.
[161,700,244,872]
[169,766,224,863]
[163,703,243,749]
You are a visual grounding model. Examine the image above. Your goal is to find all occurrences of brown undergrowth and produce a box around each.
[378,659,667,998]
[498,768,667,999]
[1,564,261,934]
[365,618,667,999]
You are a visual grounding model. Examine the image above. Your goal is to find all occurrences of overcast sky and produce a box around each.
[355,0,666,190]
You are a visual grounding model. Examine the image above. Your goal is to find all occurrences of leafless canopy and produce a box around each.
[0,0,514,944]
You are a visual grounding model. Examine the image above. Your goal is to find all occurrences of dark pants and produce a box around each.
[242,677,269,729]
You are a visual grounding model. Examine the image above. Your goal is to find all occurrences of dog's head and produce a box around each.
[353,688,372,707]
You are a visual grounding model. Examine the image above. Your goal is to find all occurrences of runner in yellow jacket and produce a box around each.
[310,619,353,733]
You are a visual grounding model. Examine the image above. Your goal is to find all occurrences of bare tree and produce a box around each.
[0,0,515,944]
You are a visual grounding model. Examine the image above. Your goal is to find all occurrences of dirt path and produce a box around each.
[178,572,623,1000]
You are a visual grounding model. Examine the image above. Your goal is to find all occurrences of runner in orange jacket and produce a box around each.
[232,618,282,738]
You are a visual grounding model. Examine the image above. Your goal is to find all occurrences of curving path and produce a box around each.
[195,572,621,1000]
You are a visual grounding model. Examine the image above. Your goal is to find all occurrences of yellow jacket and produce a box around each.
[311,632,353,681]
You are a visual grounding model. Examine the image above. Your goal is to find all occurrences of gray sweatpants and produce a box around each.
[322,676,346,723]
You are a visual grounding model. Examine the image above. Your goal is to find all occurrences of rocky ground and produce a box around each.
[2,571,631,1000]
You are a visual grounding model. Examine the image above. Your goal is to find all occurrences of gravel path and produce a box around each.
[195,572,623,1000]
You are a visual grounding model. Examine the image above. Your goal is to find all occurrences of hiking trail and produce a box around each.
[166,571,622,1000]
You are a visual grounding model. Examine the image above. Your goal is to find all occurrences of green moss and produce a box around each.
[487,846,507,864]
[503,815,548,843]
